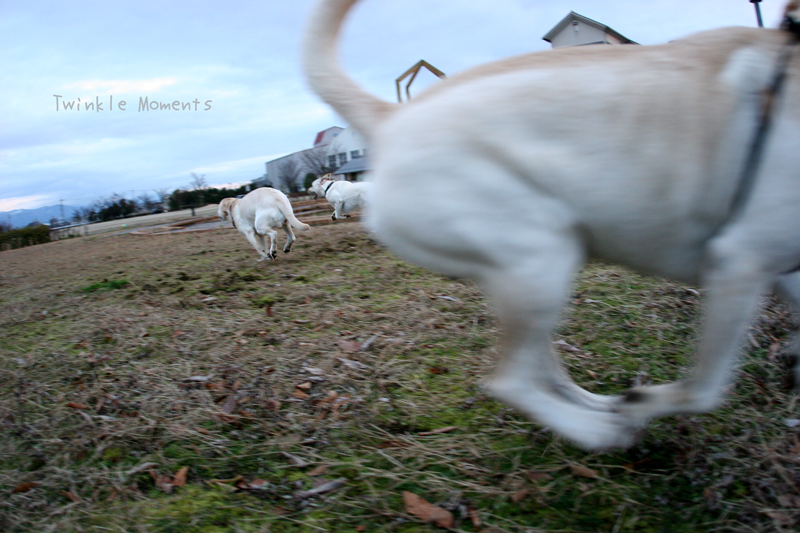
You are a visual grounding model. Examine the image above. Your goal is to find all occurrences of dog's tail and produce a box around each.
[277,200,311,232]
[303,0,396,141]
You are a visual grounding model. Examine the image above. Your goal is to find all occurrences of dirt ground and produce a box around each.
[1,216,799,532]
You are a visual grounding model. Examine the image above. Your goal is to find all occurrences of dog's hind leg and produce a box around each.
[483,230,634,450]
[282,221,296,253]
[618,234,771,423]
[774,272,800,390]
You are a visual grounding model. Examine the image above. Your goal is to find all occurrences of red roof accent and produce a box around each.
[314,131,325,146]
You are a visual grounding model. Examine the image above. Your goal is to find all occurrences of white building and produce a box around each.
[263,126,369,191]
[542,12,636,48]
[261,13,632,191]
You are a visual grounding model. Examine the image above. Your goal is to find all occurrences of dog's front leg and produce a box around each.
[483,237,633,450]
[618,236,771,424]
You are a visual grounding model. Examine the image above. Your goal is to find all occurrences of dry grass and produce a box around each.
[0,219,798,532]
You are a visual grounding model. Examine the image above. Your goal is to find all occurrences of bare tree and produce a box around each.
[299,147,332,178]
[154,188,170,204]
[274,159,302,193]
[137,193,158,212]
[190,173,208,190]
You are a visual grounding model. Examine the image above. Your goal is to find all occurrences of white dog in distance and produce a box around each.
[310,174,371,220]
[304,0,800,449]
[218,188,310,261]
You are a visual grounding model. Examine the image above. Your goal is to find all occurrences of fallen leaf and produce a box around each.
[418,426,458,436]
[11,482,40,494]
[296,382,312,391]
[282,452,310,468]
[337,339,364,352]
[467,507,482,528]
[512,489,530,503]
[308,465,329,477]
[221,396,237,414]
[236,478,269,491]
[61,491,81,503]
[293,389,310,400]
[777,494,800,507]
[569,464,599,479]
[173,467,188,487]
[527,471,552,483]
[337,358,370,370]
[182,375,213,383]
[295,478,346,500]
[66,402,90,410]
[402,491,455,528]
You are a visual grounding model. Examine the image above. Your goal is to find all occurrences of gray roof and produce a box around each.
[542,11,637,45]
[333,157,370,175]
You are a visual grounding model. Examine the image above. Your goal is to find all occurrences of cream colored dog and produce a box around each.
[304,0,800,450]
[218,188,310,261]
[309,173,371,220]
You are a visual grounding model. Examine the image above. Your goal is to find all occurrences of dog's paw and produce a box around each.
[330,213,337,220]
[271,251,278,260]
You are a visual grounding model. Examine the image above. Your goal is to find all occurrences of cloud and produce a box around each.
[0,194,56,212]
[66,77,179,95]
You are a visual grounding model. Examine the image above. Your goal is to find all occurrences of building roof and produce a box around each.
[542,11,637,45]
[333,157,370,175]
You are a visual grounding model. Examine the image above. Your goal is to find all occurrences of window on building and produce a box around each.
[338,153,347,166]
[351,150,361,159]
[328,155,337,168]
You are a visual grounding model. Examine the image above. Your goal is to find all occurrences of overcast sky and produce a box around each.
[0,0,787,212]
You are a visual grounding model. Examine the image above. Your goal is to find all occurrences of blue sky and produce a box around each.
[0,0,786,211]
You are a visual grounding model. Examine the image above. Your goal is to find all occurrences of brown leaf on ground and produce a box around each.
[296,382,312,391]
[293,389,310,400]
[337,339,364,352]
[467,507,482,528]
[220,395,237,414]
[512,489,530,503]
[173,466,188,487]
[402,491,455,528]
[527,471,552,483]
[66,402,90,410]
[11,482,40,494]
[235,478,269,491]
[308,465,329,477]
[60,491,81,502]
[570,464,599,479]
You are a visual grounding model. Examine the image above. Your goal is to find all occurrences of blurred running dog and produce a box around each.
[304,0,800,449]
[218,188,310,261]
[310,173,371,220]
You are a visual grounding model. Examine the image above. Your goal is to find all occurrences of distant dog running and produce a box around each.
[218,188,310,261]
[310,174,371,220]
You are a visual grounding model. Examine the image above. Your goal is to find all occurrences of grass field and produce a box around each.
[1,218,798,532]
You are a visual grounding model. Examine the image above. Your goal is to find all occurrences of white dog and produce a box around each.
[304,0,800,449]
[218,188,310,261]
[310,173,371,220]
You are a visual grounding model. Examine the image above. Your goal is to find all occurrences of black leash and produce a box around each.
[720,16,800,230]
[324,180,335,194]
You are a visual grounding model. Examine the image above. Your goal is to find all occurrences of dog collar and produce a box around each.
[716,19,800,235]
[324,180,335,194]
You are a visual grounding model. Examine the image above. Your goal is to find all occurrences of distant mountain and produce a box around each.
[0,204,79,228]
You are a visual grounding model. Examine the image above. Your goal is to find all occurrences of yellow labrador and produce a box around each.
[309,173,371,220]
[304,0,800,449]
[218,188,310,261]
